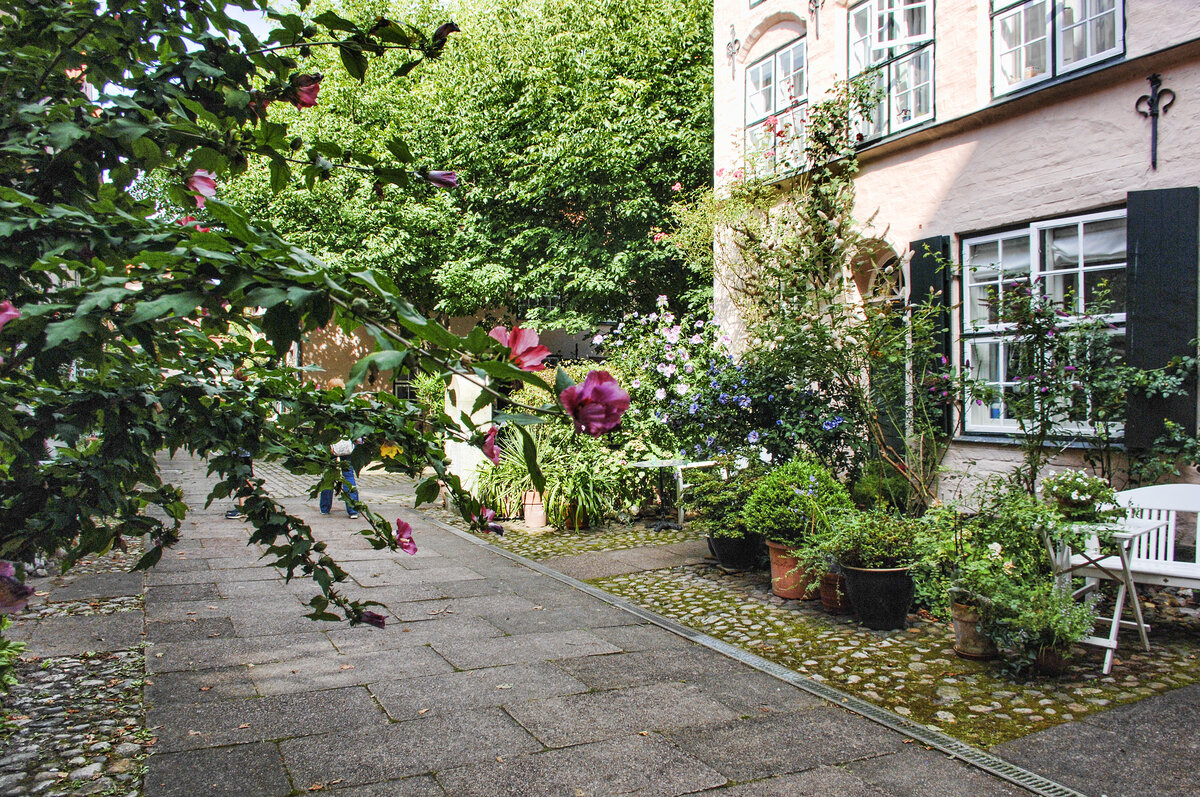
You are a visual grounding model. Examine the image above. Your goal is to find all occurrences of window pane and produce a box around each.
[1044,272,1079,313]
[1046,225,1080,271]
[851,5,875,74]
[1000,235,1031,275]
[746,61,774,121]
[1081,217,1125,267]
[776,41,806,110]
[1084,268,1126,313]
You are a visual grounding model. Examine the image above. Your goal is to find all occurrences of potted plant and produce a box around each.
[824,509,921,630]
[691,458,766,570]
[1039,470,1119,523]
[984,581,1100,676]
[744,460,852,599]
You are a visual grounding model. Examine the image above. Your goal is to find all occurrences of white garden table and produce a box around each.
[626,458,716,530]
[1045,516,1166,674]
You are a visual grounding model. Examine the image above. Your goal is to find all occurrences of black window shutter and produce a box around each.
[1125,188,1200,451]
[908,235,952,437]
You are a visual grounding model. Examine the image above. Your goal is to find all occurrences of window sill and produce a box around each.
[954,433,1126,452]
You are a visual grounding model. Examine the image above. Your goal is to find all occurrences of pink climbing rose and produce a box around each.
[671,181,682,192]
[559,370,630,436]
[186,169,217,209]
[395,519,417,555]
[488,326,550,371]
[481,426,500,466]
[0,301,19,335]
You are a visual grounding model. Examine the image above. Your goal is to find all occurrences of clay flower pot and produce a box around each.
[522,491,547,528]
[820,570,852,615]
[950,601,998,660]
[765,540,817,600]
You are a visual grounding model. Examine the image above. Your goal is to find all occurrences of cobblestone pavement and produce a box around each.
[593,564,1200,749]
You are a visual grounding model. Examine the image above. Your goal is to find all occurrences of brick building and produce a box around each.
[713,0,1200,491]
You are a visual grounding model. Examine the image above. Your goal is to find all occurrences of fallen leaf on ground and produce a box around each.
[236,723,250,730]
[339,664,354,670]
[199,686,211,692]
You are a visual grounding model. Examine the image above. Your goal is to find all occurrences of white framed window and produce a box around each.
[849,0,934,140]
[960,208,1127,434]
[744,39,808,176]
[992,0,1123,96]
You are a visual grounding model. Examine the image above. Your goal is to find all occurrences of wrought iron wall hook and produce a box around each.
[809,0,825,39]
[1136,73,1176,170]
[725,25,741,63]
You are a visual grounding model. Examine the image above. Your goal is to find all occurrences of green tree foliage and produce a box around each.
[227,0,714,328]
[0,0,588,627]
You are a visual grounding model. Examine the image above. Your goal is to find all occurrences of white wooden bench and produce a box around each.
[1069,484,1200,590]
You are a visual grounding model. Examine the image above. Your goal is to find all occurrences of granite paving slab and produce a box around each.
[481,603,642,635]
[993,682,1200,797]
[145,582,221,603]
[247,645,454,695]
[504,682,741,748]
[44,571,143,601]
[144,742,291,797]
[845,746,1026,797]
[323,775,447,796]
[665,707,903,781]
[434,733,728,797]
[147,616,236,642]
[369,661,589,720]
[146,632,335,673]
[19,612,144,657]
[385,593,542,623]
[326,616,503,655]
[148,685,387,752]
[279,707,542,788]
[144,666,260,705]
[696,765,890,796]
[430,628,620,670]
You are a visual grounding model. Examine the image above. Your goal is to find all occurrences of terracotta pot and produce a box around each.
[842,565,914,630]
[522,491,548,528]
[950,602,998,660]
[820,571,851,615]
[765,540,817,600]
[562,503,589,530]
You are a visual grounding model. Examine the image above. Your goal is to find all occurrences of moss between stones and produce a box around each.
[591,564,1200,748]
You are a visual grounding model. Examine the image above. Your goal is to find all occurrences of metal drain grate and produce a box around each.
[429,517,1090,797]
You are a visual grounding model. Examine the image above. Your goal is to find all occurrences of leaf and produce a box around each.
[313,10,359,32]
[414,477,440,507]
[392,60,420,79]
[269,158,291,192]
[46,121,85,150]
[339,45,368,82]
[517,425,545,493]
[131,136,162,169]
[554,368,576,397]
[133,546,164,571]
[204,202,260,243]
[386,138,412,163]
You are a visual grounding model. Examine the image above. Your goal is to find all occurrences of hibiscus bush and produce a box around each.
[0,0,628,628]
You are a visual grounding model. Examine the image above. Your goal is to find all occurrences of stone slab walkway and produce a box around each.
[134,456,1035,796]
[11,454,1196,796]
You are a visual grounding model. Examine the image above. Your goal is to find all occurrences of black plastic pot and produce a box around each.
[842,565,914,630]
[707,533,761,571]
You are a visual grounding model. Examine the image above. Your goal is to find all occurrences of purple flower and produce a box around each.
[655,387,667,401]
[395,519,418,555]
[656,295,669,307]
[471,506,505,535]
[361,610,387,629]
[560,371,631,436]
[425,170,459,189]
[290,73,323,108]
[748,431,760,443]
[664,325,681,344]
[689,334,702,345]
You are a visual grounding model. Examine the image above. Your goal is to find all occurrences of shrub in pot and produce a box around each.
[824,510,921,630]
[743,460,852,599]
[690,458,767,570]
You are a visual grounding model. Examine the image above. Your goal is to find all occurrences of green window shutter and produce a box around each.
[908,235,952,437]
[1124,188,1200,451]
